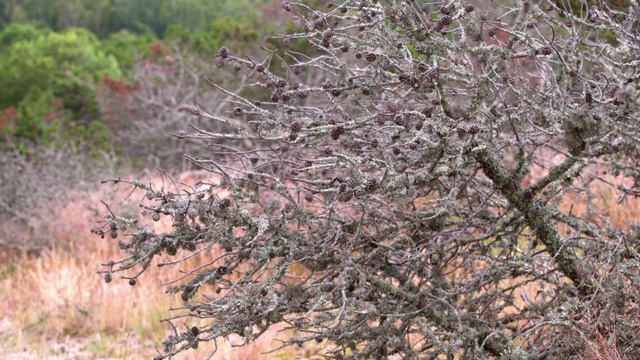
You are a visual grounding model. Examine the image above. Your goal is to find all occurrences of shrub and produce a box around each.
[1,139,118,253]
[97,1,640,359]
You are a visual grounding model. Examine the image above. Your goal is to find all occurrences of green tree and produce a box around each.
[0,25,121,144]
[164,17,259,55]
[0,22,48,49]
[0,26,121,108]
[102,29,155,72]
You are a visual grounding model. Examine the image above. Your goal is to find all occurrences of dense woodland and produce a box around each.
[0,0,268,37]
[0,0,277,160]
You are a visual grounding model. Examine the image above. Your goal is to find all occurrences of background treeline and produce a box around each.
[0,0,281,157]
[0,0,270,38]
[0,0,296,253]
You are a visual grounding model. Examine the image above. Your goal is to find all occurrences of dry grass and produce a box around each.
[0,171,328,359]
[1,165,638,359]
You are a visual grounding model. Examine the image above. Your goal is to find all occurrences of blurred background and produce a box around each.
[0,0,328,358]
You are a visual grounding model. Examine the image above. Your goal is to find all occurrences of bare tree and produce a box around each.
[96,1,640,359]
[0,140,117,253]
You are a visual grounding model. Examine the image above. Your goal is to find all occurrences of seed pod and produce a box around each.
[464,4,474,13]
[304,192,314,202]
[539,44,553,56]
[104,273,113,283]
[331,125,345,140]
[219,199,231,209]
[365,179,377,191]
[233,107,243,117]
[323,147,334,156]
[365,53,377,62]
[190,326,200,336]
[219,47,229,58]
[393,114,405,126]
[438,15,452,27]
[129,278,137,286]
[152,212,161,222]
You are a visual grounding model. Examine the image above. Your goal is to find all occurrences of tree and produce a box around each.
[96,1,640,359]
[0,25,121,145]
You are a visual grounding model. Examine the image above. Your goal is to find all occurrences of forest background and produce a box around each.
[0,0,325,358]
[0,0,635,359]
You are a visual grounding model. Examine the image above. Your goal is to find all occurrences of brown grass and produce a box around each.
[0,172,328,359]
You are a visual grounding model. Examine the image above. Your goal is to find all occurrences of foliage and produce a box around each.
[0,26,121,107]
[0,22,49,48]
[0,0,273,38]
[0,24,121,146]
[165,17,260,55]
[97,1,640,359]
[101,30,156,72]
